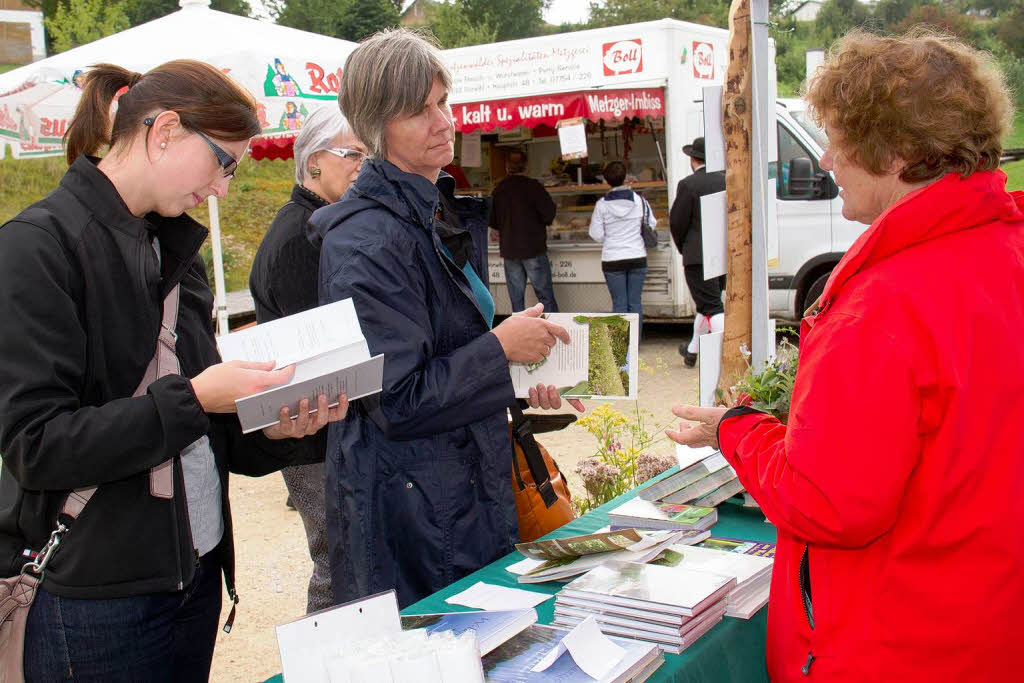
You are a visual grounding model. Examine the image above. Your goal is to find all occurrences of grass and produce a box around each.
[0,156,296,291]
[0,64,22,75]
[1007,110,1024,150]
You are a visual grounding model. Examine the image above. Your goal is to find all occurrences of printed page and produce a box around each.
[217,299,366,368]
[511,313,639,400]
[445,582,552,610]
[235,353,384,433]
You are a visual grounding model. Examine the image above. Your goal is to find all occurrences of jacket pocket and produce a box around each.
[798,543,816,675]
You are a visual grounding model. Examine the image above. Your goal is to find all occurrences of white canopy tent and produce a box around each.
[0,0,357,333]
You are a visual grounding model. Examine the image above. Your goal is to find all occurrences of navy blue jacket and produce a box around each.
[311,160,517,608]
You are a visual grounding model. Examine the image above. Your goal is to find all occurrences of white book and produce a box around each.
[510,313,639,399]
[216,299,384,433]
[561,561,735,617]
[658,544,773,619]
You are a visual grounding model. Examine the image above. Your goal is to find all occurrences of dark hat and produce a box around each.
[682,137,706,161]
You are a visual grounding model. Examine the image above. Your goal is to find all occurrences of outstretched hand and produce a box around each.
[665,404,729,450]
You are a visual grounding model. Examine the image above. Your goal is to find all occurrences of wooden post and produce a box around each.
[719,0,753,401]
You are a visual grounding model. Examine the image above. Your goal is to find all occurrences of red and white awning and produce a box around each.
[452,87,665,134]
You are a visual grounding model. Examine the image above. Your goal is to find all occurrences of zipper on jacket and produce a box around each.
[798,543,815,676]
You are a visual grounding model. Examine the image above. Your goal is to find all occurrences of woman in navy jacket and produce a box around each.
[314,30,581,608]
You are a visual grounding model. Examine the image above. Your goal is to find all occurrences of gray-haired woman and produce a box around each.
[249,106,367,613]
[311,29,583,608]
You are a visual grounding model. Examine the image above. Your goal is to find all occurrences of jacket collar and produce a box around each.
[352,159,440,231]
[61,156,210,295]
[292,184,330,213]
[823,170,1024,303]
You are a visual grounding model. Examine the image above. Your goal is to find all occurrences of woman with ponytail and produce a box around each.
[0,61,346,681]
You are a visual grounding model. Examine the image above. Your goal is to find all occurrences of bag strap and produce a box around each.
[53,284,182,529]
[509,403,558,508]
[639,194,651,232]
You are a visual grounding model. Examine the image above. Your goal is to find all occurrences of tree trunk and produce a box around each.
[718,0,753,403]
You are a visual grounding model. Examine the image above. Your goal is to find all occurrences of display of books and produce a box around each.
[217,299,383,433]
[637,452,731,502]
[481,623,662,682]
[401,609,539,656]
[689,476,745,508]
[660,467,738,505]
[560,561,735,618]
[607,498,718,532]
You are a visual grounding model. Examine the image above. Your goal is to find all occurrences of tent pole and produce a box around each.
[207,196,229,336]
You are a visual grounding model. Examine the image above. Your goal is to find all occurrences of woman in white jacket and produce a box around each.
[589,161,656,326]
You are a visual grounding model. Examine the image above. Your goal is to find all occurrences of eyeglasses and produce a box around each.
[142,117,239,178]
[322,147,367,164]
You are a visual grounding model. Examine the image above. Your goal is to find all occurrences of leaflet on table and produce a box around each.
[515,529,645,561]
[216,299,384,433]
[509,313,640,400]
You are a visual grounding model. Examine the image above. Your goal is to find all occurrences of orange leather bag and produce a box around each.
[509,405,577,542]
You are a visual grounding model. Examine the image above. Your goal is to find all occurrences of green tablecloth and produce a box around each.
[265,469,775,682]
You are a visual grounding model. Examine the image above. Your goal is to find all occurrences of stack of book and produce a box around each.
[647,544,773,619]
[552,560,736,654]
[638,451,746,508]
[606,498,718,532]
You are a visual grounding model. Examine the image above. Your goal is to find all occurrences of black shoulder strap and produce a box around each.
[509,403,558,508]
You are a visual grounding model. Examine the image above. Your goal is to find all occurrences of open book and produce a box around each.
[217,299,384,433]
[510,313,640,400]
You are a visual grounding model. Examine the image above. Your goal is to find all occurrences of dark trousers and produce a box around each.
[684,264,726,316]
[24,553,222,683]
[504,254,558,312]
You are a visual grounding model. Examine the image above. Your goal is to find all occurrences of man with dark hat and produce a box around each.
[670,137,727,366]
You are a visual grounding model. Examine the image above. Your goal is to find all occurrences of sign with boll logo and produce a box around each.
[602,39,644,76]
[692,41,715,80]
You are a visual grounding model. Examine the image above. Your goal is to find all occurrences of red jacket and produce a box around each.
[719,170,1024,681]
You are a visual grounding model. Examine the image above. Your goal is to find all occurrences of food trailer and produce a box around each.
[443,19,729,319]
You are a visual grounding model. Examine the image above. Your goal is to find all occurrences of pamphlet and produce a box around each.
[216,299,384,433]
[510,313,639,400]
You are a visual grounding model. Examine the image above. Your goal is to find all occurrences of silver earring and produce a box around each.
[310,167,321,179]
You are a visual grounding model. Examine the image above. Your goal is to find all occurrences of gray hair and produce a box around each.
[292,106,352,184]
[339,28,452,160]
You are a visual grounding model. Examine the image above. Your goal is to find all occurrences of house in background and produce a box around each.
[400,0,435,27]
[788,0,825,22]
[0,0,45,64]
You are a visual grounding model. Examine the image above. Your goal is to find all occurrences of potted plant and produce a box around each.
[724,338,799,424]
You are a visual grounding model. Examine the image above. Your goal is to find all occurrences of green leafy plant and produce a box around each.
[727,338,800,422]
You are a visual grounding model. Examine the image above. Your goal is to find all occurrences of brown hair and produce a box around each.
[603,161,627,187]
[64,60,261,165]
[339,28,451,159]
[804,28,1014,183]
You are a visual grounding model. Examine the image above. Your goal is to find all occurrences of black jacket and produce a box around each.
[490,174,556,260]
[0,157,300,600]
[669,166,726,265]
[249,184,330,466]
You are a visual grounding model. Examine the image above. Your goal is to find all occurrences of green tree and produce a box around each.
[813,0,873,42]
[429,0,497,48]
[995,6,1024,59]
[276,0,399,41]
[587,0,729,29]
[125,0,251,25]
[453,0,549,42]
[45,0,131,52]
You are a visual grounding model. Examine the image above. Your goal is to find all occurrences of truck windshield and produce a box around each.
[790,110,829,151]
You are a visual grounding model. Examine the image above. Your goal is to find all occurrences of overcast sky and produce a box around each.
[252,1,593,27]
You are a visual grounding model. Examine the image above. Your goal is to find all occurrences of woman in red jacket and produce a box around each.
[668,30,1024,681]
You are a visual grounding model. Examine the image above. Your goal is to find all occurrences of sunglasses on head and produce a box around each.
[143,117,239,178]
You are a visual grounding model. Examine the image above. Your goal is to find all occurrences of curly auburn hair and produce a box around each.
[804,28,1014,183]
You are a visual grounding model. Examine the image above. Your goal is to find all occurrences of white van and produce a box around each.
[769,98,865,320]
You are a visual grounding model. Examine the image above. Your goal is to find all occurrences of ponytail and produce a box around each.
[63,64,138,165]
[63,60,261,166]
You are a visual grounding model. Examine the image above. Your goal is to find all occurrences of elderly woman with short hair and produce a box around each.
[668,29,1024,681]
[312,29,582,608]
[249,106,367,613]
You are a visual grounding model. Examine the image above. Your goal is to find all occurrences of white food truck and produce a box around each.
[442,20,863,322]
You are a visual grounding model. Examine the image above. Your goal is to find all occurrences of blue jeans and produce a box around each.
[24,553,222,682]
[604,266,647,322]
[504,255,558,312]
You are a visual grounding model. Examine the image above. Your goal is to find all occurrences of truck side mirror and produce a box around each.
[788,158,839,200]
[788,158,816,197]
